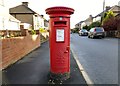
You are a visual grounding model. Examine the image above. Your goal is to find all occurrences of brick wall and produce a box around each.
[0,39,2,70]
[1,35,40,70]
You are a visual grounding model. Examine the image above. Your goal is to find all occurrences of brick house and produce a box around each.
[9,2,45,30]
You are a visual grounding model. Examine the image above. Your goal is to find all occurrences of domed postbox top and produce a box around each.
[45,6,74,15]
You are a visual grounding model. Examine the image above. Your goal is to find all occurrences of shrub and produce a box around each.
[89,22,101,30]
[39,28,47,33]
[31,30,36,35]
[72,28,79,33]
[83,25,89,31]
[102,16,119,31]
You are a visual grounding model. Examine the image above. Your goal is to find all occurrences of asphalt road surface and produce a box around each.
[70,33,118,84]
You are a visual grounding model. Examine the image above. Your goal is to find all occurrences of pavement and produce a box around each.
[2,41,87,85]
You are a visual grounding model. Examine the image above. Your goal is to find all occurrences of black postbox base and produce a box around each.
[50,72,70,81]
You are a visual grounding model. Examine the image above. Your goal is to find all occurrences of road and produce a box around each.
[70,33,118,84]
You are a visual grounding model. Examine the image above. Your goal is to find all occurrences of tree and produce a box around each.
[71,28,79,33]
[102,11,115,25]
[83,25,89,30]
[74,28,79,33]
[102,11,120,31]
[39,28,47,33]
[88,21,101,30]
[103,17,120,31]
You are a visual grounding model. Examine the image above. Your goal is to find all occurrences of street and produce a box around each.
[70,33,118,84]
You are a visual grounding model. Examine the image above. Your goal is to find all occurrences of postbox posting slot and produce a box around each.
[56,29,64,42]
[54,21,67,26]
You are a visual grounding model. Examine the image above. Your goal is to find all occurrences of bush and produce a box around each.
[102,11,115,25]
[89,22,101,30]
[83,25,89,31]
[102,16,119,31]
[39,28,47,33]
[82,22,101,31]
[71,28,79,33]
[31,30,36,35]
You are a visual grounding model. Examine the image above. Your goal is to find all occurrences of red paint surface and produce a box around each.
[46,6,74,74]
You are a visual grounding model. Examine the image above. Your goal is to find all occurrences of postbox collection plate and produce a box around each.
[56,29,64,42]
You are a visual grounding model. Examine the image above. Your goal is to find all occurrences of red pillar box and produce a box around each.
[45,6,74,80]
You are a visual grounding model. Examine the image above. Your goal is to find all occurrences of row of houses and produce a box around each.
[0,1,49,69]
[0,1,48,33]
[75,5,120,30]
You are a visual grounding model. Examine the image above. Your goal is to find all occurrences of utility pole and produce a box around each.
[103,0,105,19]
[103,0,105,14]
[101,0,105,23]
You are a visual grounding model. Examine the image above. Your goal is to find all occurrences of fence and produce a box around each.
[105,30,120,38]
[0,30,22,38]
[0,29,38,38]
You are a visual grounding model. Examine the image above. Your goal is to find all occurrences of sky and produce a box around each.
[4,0,120,28]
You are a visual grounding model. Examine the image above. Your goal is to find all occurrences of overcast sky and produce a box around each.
[4,0,120,28]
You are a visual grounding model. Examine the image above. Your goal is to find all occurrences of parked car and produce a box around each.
[88,27,105,38]
[79,29,88,36]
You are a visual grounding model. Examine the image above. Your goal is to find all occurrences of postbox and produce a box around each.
[45,6,74,80]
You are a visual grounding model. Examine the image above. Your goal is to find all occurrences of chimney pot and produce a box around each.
[106,6,111,11]
[41,15,44,17]
[22,2,29,7]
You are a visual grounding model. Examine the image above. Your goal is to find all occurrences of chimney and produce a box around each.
[106,6,111,11]
[22,2,29,7]
[41,15,44,18]
[89,15,92,18]
[89,15,93,19]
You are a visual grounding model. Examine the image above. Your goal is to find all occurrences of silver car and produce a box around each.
[79,29,88,36]
[88,27,105,38]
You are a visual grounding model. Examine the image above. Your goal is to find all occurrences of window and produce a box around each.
[90,28,93,32]
[0,0,4,6]
[95,27,104,32]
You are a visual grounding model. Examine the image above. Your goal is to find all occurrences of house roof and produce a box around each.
[84,15,93,23]
[9,4,36,14]
[94,5,120,18]
[75,21,84,25]
[115,13,120,17]
[79,21,84,24]
[9,14,20,22]
[109,5,120,11]
[94,10,108,18]
[94,6,111,18]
